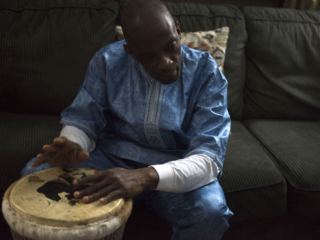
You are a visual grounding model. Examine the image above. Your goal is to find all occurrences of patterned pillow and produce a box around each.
[115,26,229,72]
[180,27,229,72]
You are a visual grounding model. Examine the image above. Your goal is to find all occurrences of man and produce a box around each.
[22,0,233,239]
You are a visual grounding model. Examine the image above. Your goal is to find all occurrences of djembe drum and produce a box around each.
[2,167,132,240]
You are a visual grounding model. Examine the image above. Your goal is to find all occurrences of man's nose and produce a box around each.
[157,54,173,70]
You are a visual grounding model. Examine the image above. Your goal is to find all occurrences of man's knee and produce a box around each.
[171,185,233,240]
[179,193,231,228]
[202,193,233,229]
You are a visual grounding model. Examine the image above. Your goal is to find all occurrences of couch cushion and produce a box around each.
[245,119,320,220]
[219,120,287,222]
[119,1,247,120]
[0,0,118,115]
[242,7,320,120]
[0,112,61,191]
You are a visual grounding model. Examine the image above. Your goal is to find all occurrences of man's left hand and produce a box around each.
[73,167,159,204]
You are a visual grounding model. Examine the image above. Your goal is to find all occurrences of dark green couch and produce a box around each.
[1,0,320,239]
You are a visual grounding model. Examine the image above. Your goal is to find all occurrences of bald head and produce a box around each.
[121,0,182,85]
[121,0,175,45]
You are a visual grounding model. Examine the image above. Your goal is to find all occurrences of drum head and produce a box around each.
[9,167,124,227]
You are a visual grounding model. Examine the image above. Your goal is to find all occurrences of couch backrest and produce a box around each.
[242,7,320,120]
[0,0,118,115]
[119,0,248,120]
[166,2,248,120]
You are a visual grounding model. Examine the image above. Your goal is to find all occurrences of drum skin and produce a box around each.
[2,168,132,240]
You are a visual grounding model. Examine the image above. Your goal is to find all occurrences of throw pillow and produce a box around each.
[180,27,229,73]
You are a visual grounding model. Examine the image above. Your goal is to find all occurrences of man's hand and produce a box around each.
[31,137,89,167]
[73,167,159,204]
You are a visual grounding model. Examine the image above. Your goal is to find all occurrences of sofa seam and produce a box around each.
[0,6,118,14]
[223,178,287,194]
[244,18,320,26]
[170,13,244,20]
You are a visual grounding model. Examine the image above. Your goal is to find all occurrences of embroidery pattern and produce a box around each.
[143,79,167,149]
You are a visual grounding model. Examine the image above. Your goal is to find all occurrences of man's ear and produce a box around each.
[176,21,181,39]
[123,44,138,61]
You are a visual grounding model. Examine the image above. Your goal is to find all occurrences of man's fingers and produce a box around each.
[99,190,124,204]
[31,158,45,167]
[41,137,68,154]
[42,145,59,153]
[73,172,104,187]
[32,137,87,168]
[74,180,111,199]
[30,153,48,167]
[36,153,45,161]
[53,137,67,145]
[37,151,58,162]
[83,185,120,203]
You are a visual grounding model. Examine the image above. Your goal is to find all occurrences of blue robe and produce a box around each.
[60,40,230,177]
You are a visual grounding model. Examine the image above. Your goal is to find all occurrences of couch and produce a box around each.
[1,0,320,239]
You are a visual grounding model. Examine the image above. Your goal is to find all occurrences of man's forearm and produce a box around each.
[151,154,220,193]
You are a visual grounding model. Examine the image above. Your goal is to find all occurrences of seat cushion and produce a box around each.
[0,0,118,115]
[0,112,61,191]
[245,119,320,220]
[119,0,247,120]
[220,120,287,222]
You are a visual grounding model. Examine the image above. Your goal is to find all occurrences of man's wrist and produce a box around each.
[142,167,159,190]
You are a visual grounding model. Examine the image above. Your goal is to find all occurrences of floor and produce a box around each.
[1,202,320,240]
[123,203,320,240]
[222,213,320,240]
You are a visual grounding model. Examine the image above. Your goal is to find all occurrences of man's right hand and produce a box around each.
[31,137,89,167]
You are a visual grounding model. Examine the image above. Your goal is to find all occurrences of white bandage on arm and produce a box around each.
[151,154,220,193]
[60,125,95,152]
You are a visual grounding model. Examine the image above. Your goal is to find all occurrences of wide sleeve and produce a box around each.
[183,62,231,179]
[60,54,108,141]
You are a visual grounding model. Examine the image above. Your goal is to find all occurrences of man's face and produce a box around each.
[124,20,182,85]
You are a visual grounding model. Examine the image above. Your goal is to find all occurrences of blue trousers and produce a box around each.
[22,148,233,240]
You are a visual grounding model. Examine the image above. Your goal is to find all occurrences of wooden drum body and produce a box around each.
[2,167,132,240]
